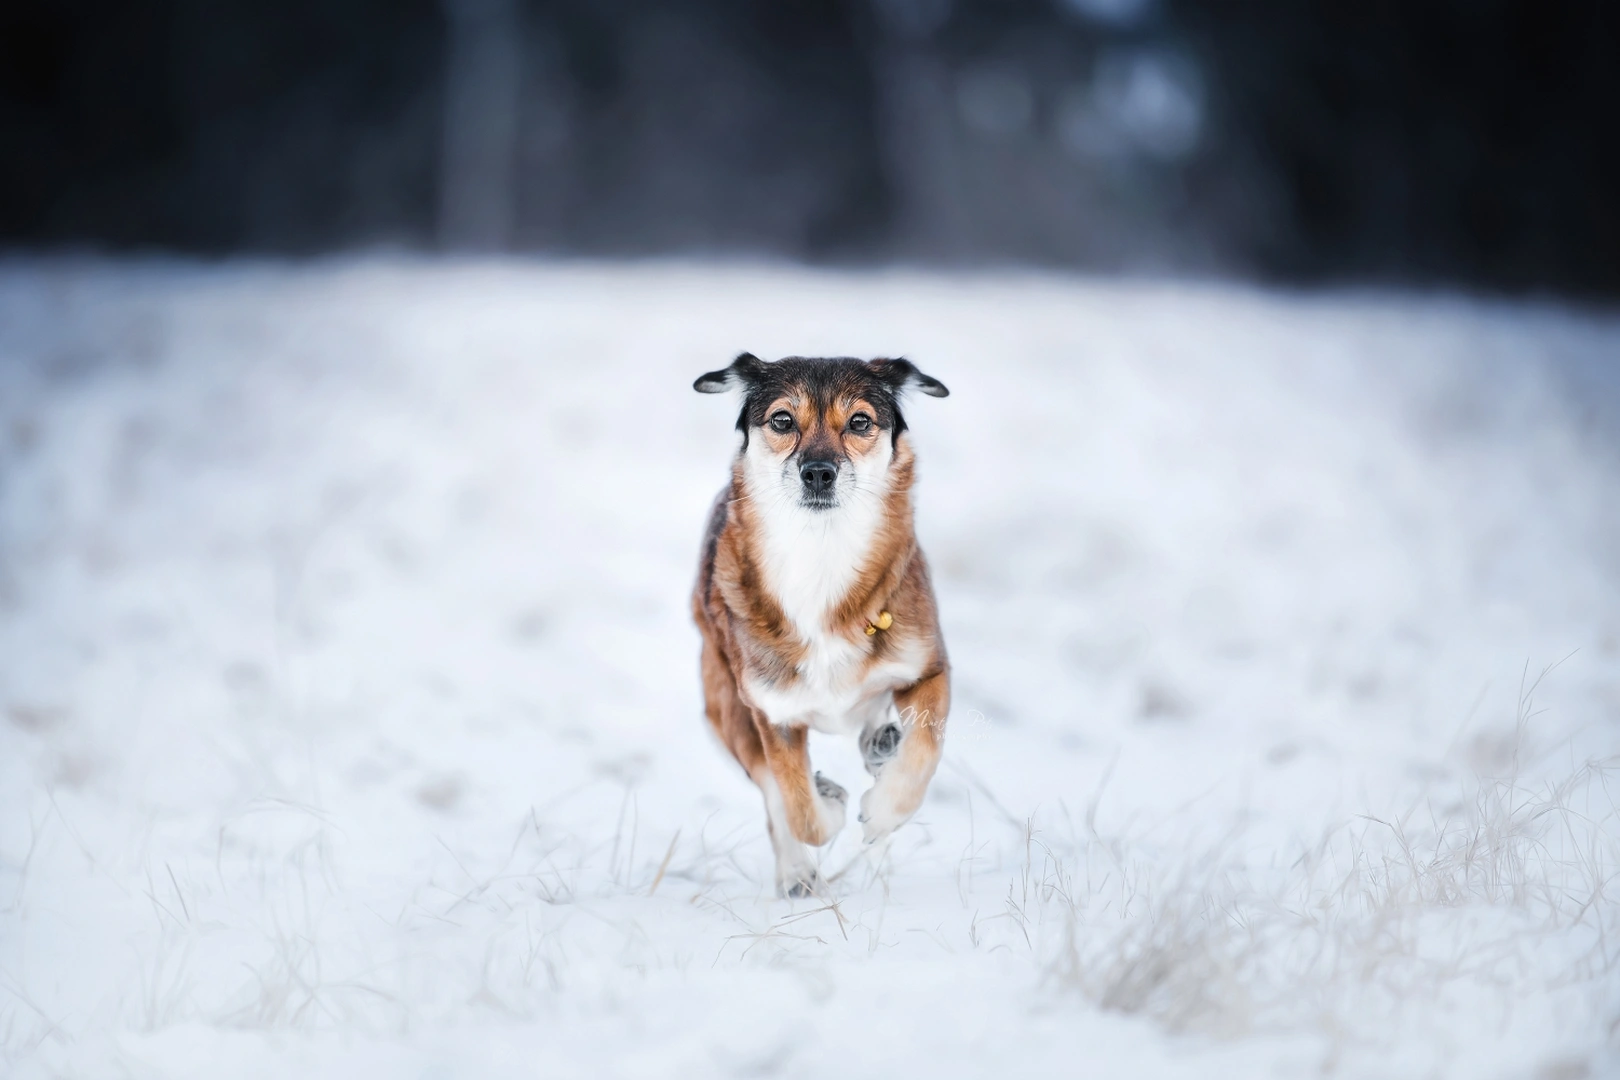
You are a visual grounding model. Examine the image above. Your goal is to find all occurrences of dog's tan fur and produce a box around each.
[691,355,950,896]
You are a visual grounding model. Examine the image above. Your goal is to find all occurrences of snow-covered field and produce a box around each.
[2,259,1618,1079]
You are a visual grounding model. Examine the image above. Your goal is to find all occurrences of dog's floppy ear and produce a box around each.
[693,352,769,393]
[867,357,949,398]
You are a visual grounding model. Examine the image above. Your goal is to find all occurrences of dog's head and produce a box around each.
[694,353,948,511]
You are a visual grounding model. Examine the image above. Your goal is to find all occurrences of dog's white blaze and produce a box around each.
[740,433,928,733]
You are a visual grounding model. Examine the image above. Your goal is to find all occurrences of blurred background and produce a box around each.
[2,0,1617,296]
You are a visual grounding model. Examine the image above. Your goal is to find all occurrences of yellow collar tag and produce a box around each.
[864,610,894,636]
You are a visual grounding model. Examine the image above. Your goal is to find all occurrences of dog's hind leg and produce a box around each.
[860,714,904,777]
[859,672,948,844]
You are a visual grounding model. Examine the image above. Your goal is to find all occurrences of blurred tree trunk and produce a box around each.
[438,0,521,250]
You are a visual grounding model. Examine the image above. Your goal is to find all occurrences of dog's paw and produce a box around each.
[814,771,847,804]
[814,772,848,840]
[860,722,903,776]
[780,867,819,899]
[858,785,911,845]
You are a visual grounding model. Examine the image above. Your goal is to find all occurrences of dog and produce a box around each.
[691,352,951,896]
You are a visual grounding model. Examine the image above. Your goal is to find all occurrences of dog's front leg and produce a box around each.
[755,720,848,897]
[858,672,948,844]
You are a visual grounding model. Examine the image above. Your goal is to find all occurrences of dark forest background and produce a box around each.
[2,0,1616,296]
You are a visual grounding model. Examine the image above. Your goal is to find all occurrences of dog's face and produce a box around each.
[695,355,948,511]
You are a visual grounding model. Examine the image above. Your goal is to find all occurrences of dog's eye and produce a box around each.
[769,411,795,433]
[848,413,873,434]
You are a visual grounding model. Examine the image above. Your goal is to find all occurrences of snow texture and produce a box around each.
[2,259,1619,1079]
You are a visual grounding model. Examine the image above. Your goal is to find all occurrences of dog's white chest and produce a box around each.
[743,505,925,732]
[746,626,925,734]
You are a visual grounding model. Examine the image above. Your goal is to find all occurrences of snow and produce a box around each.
[2,258,1618,1079]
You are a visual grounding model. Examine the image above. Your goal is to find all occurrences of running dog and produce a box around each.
[691,353,950,896]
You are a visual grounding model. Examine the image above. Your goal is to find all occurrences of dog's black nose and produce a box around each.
[800,460,837,496]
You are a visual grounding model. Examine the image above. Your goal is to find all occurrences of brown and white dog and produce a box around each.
[691,353,951,897]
